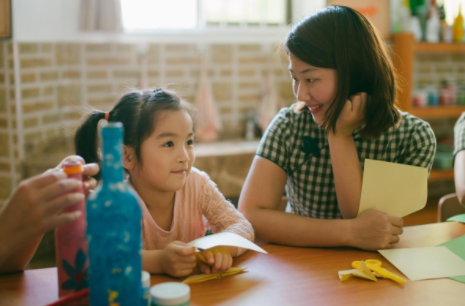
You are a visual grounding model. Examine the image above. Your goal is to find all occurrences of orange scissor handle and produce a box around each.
[352,259,406,284]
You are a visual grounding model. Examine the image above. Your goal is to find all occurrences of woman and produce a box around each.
[239,6,435,251]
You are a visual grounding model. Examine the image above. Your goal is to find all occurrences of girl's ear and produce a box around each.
[123,146,136,171]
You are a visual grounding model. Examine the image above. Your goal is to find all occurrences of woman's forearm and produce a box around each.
[328,133,362,218]
[243,207,352,247]
[0,234,43,274]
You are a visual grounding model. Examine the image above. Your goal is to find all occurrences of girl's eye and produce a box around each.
[291,76,298,82]
[306,79,315,83]
[187,139,194,146]
[163,141,174,147]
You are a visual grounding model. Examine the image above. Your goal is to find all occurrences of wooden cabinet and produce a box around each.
[0,0,11,39]
[392,33,465,181]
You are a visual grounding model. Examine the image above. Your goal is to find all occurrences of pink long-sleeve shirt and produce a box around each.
[130,167,254,256]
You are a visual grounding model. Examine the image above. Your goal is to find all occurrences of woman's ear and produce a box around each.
[123,146,136,171]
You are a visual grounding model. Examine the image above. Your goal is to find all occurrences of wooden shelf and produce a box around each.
[409,106,465,118]
[429,169,454,182]
[414,42,465,53]
[389,34,461,183]
[393,34,465,120]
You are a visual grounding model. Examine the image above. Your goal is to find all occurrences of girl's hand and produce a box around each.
[198,246,235,275]
[46,155,99,196]
[348,209,404,251]
[160,241,197,278]
[332,92,367,138]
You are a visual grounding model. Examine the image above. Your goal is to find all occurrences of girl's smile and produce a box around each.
[171,169,187,175]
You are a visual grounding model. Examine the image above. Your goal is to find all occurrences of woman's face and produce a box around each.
[288,53,338,125]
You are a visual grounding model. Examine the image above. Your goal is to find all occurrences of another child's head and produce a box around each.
[285,5,399,138]
[75,88,196,192]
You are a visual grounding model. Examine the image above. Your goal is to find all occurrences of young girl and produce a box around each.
[239,6,436,251]
[74,88,254,277]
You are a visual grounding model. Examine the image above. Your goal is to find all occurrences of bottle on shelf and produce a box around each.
[417,5,429,41]
[426,0,441,42]
[453,3,464,42]
[438,2,454,42]
[394,0,413,33]
[86,122,143,306]
[439,80,457,105]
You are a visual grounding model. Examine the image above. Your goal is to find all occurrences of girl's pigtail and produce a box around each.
[74,111,106,179]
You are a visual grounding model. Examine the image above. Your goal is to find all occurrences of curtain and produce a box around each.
[80,0,123,31]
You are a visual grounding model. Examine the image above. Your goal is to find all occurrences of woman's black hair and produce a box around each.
[284,5,400,138]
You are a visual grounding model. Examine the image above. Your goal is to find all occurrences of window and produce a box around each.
[121,0,198,31]
[203,0,287,26]
[121,0,289,32]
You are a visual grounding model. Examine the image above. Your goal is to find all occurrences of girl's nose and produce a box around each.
[178,146,190,163]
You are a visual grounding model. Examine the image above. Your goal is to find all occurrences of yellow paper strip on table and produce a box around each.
[182,267,247,284]
[339,261,377,281]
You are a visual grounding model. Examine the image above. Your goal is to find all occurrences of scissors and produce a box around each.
[196,252,209,265]
[352,259,406,284]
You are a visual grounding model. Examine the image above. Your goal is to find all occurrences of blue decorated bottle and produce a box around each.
[86,122,142,306]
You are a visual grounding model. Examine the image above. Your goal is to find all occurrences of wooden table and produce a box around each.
[1,222,464,306]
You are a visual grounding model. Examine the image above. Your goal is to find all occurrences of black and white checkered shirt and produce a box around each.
[257,105,436,219]
[454,113,465,158]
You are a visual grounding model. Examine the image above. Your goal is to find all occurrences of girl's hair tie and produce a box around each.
[105,111,110,120]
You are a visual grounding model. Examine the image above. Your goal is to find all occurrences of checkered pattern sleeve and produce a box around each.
[399,119,436,174]
[454,113,465,158]
[256,108,293,173]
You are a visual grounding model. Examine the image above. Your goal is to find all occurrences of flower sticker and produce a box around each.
[61,249,89,292]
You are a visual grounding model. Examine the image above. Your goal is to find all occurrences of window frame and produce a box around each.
[121,0,293,35]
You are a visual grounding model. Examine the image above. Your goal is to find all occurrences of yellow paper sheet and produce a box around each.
[189,232,267,254]
[379,246,465,281]
[358,159,428,217]
[182,267,247,284]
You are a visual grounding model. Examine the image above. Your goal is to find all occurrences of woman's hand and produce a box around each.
[348,209,404,251]
[46,155,99,196]
[159,241,197,278]
[197,246,236,275]
[332,92,367,137]
[0,171,85,259]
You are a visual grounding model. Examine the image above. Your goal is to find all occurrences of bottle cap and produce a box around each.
[63,160,83,175]
[150,282,190,306]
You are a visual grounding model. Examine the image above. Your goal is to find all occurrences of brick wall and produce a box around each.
[0,42,16,206]
[1,40,464,204]
[0,41,294,204]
